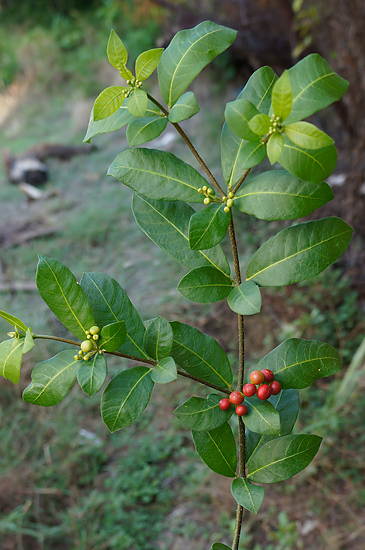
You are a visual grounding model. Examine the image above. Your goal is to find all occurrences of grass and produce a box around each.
[1,12,364,550]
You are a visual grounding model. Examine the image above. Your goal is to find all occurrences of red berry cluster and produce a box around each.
[218,369,281,416]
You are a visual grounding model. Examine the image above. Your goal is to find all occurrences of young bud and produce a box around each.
[207,188,213,195]
[202,186,207,192]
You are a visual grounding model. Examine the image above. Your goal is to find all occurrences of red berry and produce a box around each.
[257,384,272,400]
[229,391,244,405]
[270,381,282,395]
[243,383,257,397]
[219,398,231,411]
[250,370,265,385]
[235,405,248,416]
[261,369,274,383]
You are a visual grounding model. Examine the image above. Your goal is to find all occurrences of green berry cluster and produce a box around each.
[222,191,234,213]
[74,325,101,361]
[268,114,284,135]
[198,185,215,205]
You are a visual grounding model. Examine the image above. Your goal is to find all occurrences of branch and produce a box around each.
[32,334,231,395]
[146,93,226,198]
[228,213,246,550]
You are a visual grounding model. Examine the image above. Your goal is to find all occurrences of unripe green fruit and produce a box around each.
[89,326,100,335]
[226,199,234,208]
[74,355,79,361]
[81,340,93,353]
[87,334,92,339]
[228,192,234,199]
[93,334,99,340]
[204,197,210,205]
[224,206,230,213]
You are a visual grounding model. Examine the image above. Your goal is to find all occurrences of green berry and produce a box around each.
[81,340,93,353]
[202,186,207,192]
[89,326,100,335]
[93,334,99,340]
[226,199,234,208]
[203,197,210,205]
[228,192,234,199]
[74,355,79,361]
[224,206,230,213]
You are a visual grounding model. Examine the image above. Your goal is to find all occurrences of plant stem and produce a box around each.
[228,213,246,550]
[32,334,231,395]
[147,93,226,198]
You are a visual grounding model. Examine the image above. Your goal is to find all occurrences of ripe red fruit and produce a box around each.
[257,384,272,400]
[229,391,244,405]
[250,370,265,385]
[261,369,274,383]
[242,383,257,397]
[270,381,282,395]
[235,405,248,416]
[219,398,231,411]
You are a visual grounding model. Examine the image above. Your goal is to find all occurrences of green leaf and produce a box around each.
[107,29,130,79]
[174,394,233,431]
[0,338,25,384]
[151,356,177,384]
[80,272,148,360]
[244,396,281,436]
[246,217,353,286]
[108,149,207,203]
[227,280,261,316]
[231,477,265,515]
[246,389,300,465]
[192,422,237,477]
[77,353,107,397]
[23,350,79,406]
[210,545,231,550]
[101,366,154,432]
[84,100,160,142]
[23,328,35,354]
[267,132,284,164]
[132,194,230,275]
[168,92,200,123]
[36,256,94,340]
[221,125,266,186]
[237,66,278,114]
[248,434,322,483]
[127,88,148,117]
[170,321,233,389]
[178,266,234,303]
[135,48,164,81]
[285,121,334,150]
[158,21,237,107]
[271,70,292,121]
[234,170,334,221]
[286,54,349,123]
[224,99,260,141]
[269,389,300,435]
[100,321,126,352]
[278,139,337,184]
[248,114,271,136]
[0,310,27,333]
[93,86,128,121]
[126,116,167,146]
[189,204,230,250]
[143,316,173,360]
[256,338,342,389]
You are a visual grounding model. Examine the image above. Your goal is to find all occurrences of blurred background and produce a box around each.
[0,1,364,549]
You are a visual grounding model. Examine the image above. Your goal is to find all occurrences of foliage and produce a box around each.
[0,20,352,550]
